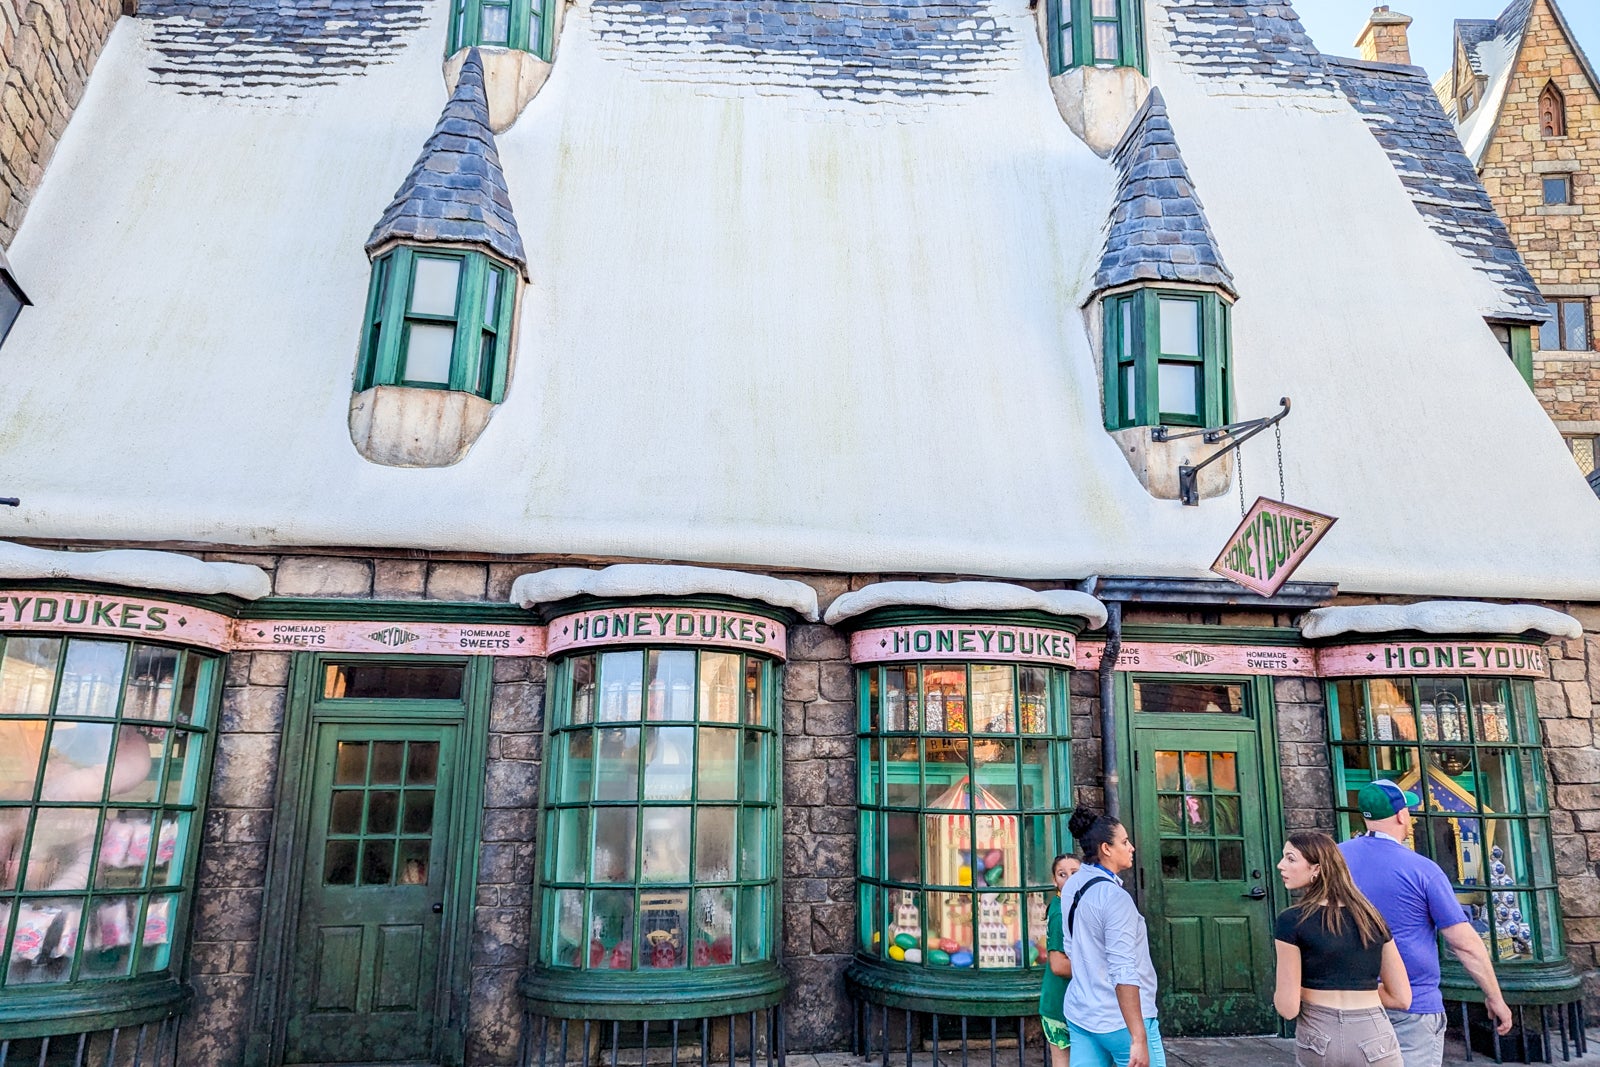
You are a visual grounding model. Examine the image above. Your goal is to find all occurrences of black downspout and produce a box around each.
[1097,600,1123,820]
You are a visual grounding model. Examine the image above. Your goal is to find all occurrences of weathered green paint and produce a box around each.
[1102,288,1232,431]
[249,654,490,1067]
[845,956,1049,1016]
[1045,0,1145,74]
[1121,675,1283,1036]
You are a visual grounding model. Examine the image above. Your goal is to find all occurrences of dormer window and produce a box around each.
[448,0,554,57]
[1048,0,1144,75]
[1540,82,1566,138]
[357,247,515,400]
[1103,288,1231,430]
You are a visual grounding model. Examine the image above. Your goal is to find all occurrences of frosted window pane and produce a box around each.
[1159,362,1200,417]
[1121,364,1136,423]
[1159,298,1200,356]
[1540,317,1558,351]
[1571,438,1596,476]
[410,257,461,318]
[404,324,456,384]
[1563,301,1588,352]
[1118,298,1133,359]
[483,269,501,329]
[481,5,510,44]
[1091,0,1116,14]
[1093,22,1119,61]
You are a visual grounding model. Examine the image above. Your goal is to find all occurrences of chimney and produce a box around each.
[1355,6,1413,65]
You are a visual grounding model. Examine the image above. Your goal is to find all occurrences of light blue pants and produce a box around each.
[1065,1019,1168,1067]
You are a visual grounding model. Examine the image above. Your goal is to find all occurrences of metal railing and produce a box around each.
[0,1018,180,1067]
[1450,998,1590,1064]
[520,1008,784,1067]
[853,1006,1045,1067]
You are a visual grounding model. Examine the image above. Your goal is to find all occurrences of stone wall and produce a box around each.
[1476,0,1600,446]
[0,0,122,244]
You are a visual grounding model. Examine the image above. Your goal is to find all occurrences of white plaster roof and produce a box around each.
[0,541,271,600]
[511,565,820,620]
[825,582,1108,629]
[1300,601,1581,641]
[5,0,1600,601]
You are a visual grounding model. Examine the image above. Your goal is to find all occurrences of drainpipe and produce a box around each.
[1097,600,1123,821]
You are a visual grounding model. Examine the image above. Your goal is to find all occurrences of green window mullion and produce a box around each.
[1119,0,1144,70]
[373,248,415,387]
[1072,0,1093,72]
[486,265,513,402]
[358,253,391,390]
[1102,299,1121,429]
[451,253,489,393]
[1137,290,1160,427]
[1200,293,1225,428]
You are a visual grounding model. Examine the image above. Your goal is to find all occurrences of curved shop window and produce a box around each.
[0,632,220,1031]
[832,598,1090,1017]
[528,602,787,1019]
[1322,634,1577,1006]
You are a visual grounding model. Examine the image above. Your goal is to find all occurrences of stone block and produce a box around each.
[499,732,542,761]
[487,564,524,601]
[1548,748,1600,784]
[427,561,488,601]
[1535,679,1570,716]
[490,681,542,733]
[209,733,280,809]
[811,736,853,758]
[198,841,269,889]
[819,662,855,703]
[1543,717,1595,749]
[374,558,427,599]
[804,574,850,612]
[825,759,856,806]
[783,661,820,702]
[1553,657,1588,682]
[189,940,232,975]
[783,698,806,736]
[1565,680,1593,718]
[274,557,373,597]
[247,651,292,687]
[789,624,847,662]
[790,833,852,878]
[223,653,252,687]
[492,656,530,682]
[472,906,529,967]
[177,974,252,1067]
[781,955,853,1052]
[191,887,264,942]
[483,760,538,809]
[785,877,829,903]
[465,966,524,1067]
[804,700,853,737]
[225,809,273,843]
[808,806,854,835]
[220,685,286,734]
[784,764,827,807]
[1557,874,1600,918]
[784,902,814,955]
[481,806,537,843]
[811,903,855,954]
[478,842,536,885]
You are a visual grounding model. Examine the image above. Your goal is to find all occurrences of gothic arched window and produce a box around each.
[1540,82,1566,138]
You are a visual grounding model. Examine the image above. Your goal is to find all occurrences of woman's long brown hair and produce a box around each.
[1285,831,1391,947]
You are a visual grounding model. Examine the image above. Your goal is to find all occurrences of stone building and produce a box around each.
[1422,0,1600,480]
[0,0,1598,1065]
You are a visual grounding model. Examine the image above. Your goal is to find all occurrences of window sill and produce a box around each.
[0,973,189,1039]
[1533,205,1583,216]
[522,962,786,1020]
[847,956,1048,1016]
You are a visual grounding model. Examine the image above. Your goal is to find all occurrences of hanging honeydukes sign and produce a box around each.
[1211,497,1337,598]
[0,591,548,656]
[544,606,787,658]
[850,623,1076,667]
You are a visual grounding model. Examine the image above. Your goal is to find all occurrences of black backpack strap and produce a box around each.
[1066,876,1115,936]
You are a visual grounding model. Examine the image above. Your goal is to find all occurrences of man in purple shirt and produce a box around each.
[1340,780,1513,1067]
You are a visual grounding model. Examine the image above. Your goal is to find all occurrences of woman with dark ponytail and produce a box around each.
[1058,806,1165,1067]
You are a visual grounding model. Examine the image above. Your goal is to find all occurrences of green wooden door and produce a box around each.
[284,723,458,1065]
[1132,723,1279,1035]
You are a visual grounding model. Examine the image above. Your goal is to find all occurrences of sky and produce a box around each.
[1291,0,1600,82]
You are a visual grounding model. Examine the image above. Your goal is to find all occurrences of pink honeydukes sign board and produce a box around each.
[1074,640,1314,676]
[546,607,787,658]
[850,623,1075,667]
[230,619,546,656]
[1211,497,1338,598]
[1318,641,1548,678]
[0,590,233,649]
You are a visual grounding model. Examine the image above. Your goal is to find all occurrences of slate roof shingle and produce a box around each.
[1327,55,1548,323]
[1091,87,1235,299]
[365,49,528,272]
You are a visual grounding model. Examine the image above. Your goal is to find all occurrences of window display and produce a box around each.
[857,663,1070,972]
[0,636,217,992]
[1329,676,1562,965]
[539,648,779,972]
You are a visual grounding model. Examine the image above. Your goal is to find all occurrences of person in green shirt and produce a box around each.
[1041,852,1081,1067]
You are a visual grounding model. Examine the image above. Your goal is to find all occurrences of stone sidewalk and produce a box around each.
[782,1030,1600,1067]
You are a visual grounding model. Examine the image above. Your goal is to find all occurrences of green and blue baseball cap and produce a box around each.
[1358,779,1420,819]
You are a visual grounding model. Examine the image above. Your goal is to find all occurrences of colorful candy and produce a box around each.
[984,850,1003,869]
[893,932,919,949]
[888,944,906,961]
[984,866,1004,885]
[903,948,923,963]
[928,948,951,965]
[939,938,959,953]
[950,949,974,967]
[957,866,972,886]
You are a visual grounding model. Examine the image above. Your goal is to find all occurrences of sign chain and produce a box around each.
[1236,444,1246,517]
[1275,423,1286,501]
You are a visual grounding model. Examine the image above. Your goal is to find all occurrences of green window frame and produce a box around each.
[1103,287,1231,430]
[857,662,1071,970]
[1327,675,1564,966]
[1047,0,1145,75]
[0,635,219,1002]
[1489,322,1534,387]
[539,648,780,973]
[357,247,515,402]
[447,0,554,60]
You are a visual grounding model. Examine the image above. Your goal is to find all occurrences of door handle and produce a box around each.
[1242,886,1267,900]
[432,903,444,914]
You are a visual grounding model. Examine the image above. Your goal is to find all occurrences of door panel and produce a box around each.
[1134,723,1278,1035]
[285,724,457,1064]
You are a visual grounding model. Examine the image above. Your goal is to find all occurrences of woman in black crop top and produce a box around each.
[1273,831,1410,1067]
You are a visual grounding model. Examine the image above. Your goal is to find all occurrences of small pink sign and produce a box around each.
[230,619,546,657]
[1317,642,1548,678]
[1075,641,1314,676]
[0,591,232,649]
[850,624,1076,667]
[546,607,786,658]
[1211,497,1337,598]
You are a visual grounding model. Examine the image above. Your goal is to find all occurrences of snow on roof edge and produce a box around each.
[824,581,1109,629]
[510,564,821,621]
[1299,601,1580,641]
[0,541,272,600]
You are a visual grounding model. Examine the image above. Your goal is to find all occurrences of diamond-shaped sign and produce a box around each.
[1211,497,1337,598]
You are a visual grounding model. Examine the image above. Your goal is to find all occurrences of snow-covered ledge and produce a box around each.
[0,541,271,600]
[824,581,1108,630]
[1299,602,1581,642]
[510,564,821,621]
